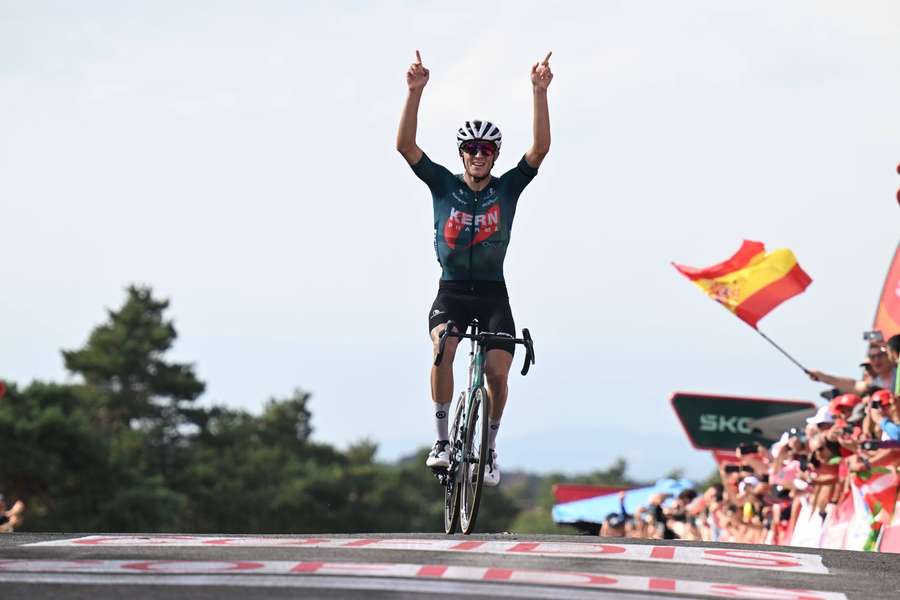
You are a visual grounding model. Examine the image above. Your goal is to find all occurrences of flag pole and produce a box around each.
[754,328,810,374]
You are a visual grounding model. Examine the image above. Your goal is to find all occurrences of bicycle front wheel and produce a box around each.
[443,392,465,534]
[460,386,489,534]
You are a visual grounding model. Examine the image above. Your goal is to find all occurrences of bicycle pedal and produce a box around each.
[433,469,453,486]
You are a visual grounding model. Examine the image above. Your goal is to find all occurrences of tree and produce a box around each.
[62,285,204,428]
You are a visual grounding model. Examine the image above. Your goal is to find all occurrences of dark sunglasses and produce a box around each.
[460,141,496,157]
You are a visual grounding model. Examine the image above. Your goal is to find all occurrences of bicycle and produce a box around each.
[432,319,535,534]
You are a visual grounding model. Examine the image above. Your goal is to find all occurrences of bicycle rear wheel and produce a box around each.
[460,386,489,534]
[443,392,465,534]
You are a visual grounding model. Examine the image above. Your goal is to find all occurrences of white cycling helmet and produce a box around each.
[456,119,502,150]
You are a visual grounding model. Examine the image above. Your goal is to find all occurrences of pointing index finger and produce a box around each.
[415,50,423,65]
[542,51,552,65]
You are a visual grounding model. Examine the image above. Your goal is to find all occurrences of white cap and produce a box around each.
[805,405,834,426]
[738,476,761,494]
[770,431,791,457]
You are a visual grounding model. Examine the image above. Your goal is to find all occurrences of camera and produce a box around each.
[787,427,806,442]
[863,330,884,342]
[861,440,885,451]
[871,400,883,410]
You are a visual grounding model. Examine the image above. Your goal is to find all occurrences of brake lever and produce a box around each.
[434,320,455,367]
[520,328,535,376]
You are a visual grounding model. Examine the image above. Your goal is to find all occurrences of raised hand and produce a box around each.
[407,50,430,92]
[531,51,553,90]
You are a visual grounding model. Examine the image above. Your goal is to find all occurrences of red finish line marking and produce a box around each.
[483,567,514,581]
[290,562,323,573]
[415,565,447,577]
[650,546,676,560]
[649,578,677,591]
[24,536,828,574]
[450,540,486,551]
[342,539,380,547]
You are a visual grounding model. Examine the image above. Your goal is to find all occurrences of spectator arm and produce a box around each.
[7,500,25,518]
[810,371,861,393]
[880,418,900,441]
[867,448,900,467]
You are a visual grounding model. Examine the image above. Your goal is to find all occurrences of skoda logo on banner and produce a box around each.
[670,392,817,451]
[699,415,754,434]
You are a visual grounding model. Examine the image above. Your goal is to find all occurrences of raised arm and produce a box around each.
[525,51,553,169]
[807,369,866,394]
[396,50,429,166]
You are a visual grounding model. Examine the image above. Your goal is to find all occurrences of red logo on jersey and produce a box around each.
[444,205,500,249]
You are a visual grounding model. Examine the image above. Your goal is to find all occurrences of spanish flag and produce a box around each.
[673,240,812,328]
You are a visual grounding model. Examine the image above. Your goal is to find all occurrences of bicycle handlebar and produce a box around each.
[433,320,536,376]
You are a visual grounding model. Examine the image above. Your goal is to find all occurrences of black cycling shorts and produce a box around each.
[428,280,516,355]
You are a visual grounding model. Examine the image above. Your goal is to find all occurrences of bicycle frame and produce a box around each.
[465,321,486,402]
[445,320,486,481]
[434,318,535,479]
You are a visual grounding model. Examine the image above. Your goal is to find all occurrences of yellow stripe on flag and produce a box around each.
[690,248,801,314]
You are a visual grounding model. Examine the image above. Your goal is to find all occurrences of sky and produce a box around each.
[2,1,899,481]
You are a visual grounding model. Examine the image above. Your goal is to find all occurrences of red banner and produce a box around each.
[881,501,900,553]
[874,241,900,340]
[552,484,631,504]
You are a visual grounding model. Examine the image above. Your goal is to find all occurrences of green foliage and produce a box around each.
[508,507,569,534]
[664,467,686,480]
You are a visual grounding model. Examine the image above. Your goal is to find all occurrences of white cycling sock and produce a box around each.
[488,417,501,450]
[434,401,451,441]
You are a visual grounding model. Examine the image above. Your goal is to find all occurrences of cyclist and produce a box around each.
[396,50,553,486]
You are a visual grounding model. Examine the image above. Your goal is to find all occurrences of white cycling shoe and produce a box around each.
[426,440,450,469]
[483,449,500,487]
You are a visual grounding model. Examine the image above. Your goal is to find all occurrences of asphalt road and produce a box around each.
[0,532,897,599]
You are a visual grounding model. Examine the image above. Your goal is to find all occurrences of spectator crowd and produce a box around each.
[600,334,900,548]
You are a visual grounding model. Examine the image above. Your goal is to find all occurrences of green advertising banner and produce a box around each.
[670,392,817,450]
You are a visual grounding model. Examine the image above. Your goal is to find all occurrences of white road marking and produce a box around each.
[0,559,847,600]
[26,535,829,574]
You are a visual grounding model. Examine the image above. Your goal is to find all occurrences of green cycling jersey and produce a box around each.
[411,152,537,282]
